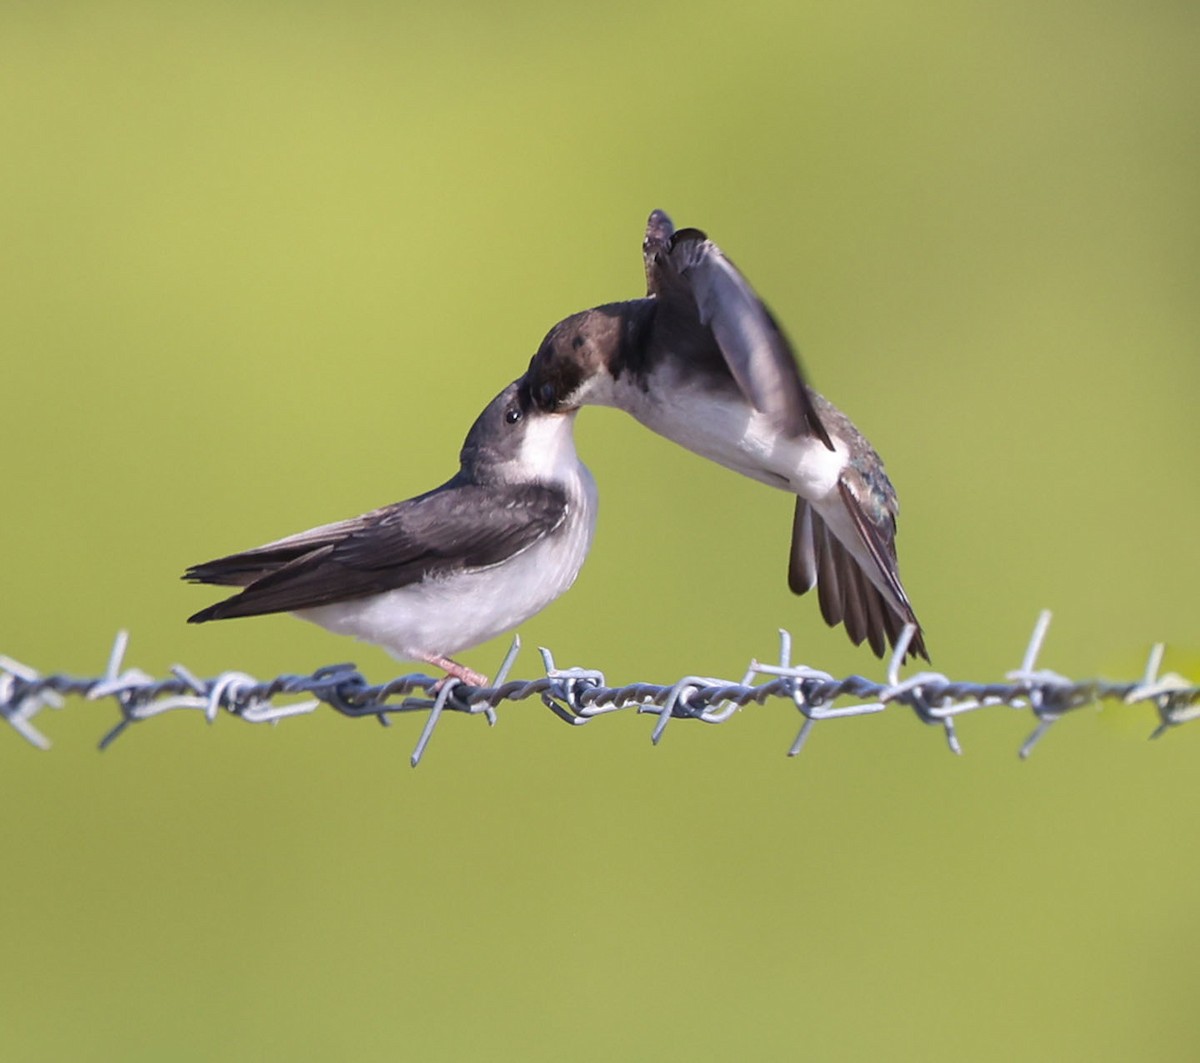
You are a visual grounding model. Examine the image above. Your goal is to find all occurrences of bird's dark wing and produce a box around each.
[788,492,928,662]
[184,481,568,622]
[644,214,833,449]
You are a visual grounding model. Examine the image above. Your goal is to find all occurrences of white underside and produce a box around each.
[297,412,598,665]
[594,369,903,610]
[611,373,848,502]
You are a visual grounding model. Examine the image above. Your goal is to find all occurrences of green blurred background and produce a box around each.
[2,2,1197,1059]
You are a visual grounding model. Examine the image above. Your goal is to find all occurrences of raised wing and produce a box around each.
[644,212,833,449]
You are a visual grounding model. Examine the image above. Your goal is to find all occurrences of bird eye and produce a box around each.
[537,381,557,408]
[505,405,522,425]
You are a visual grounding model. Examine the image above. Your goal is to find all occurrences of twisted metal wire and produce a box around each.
[1,612,1196,767]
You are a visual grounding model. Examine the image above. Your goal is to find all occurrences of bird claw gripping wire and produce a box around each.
[405,637,523,767]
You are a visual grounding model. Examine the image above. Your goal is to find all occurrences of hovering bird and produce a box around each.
[525,210,926,660]
[184,379,597,686]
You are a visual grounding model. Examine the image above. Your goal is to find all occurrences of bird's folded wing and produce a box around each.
[184,481,568,621]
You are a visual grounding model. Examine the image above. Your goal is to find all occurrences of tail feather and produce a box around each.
[789,496,928,662]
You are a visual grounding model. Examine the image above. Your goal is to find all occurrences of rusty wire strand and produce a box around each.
[1,612,1196,766]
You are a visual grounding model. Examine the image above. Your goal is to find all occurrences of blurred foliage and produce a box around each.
[1,2,1197,1060]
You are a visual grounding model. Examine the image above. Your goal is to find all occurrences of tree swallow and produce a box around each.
[525,210,926,660]
[184,379,597,686]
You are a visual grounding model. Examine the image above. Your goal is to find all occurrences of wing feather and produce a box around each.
[645,220,833,449]
[185,482,568,622]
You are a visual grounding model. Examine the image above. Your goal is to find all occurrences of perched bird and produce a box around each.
[525,210,926,660]
[184,379,597,686]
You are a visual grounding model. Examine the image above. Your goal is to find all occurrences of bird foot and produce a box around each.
[423,654,489,690]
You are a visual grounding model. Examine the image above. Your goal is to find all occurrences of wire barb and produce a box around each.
[1,613,1196,765]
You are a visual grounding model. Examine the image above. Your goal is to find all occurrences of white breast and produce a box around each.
[610,371,847,502]
[296,467,598,662]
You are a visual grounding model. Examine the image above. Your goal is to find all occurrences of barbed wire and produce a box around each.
[1,612,1196,767]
